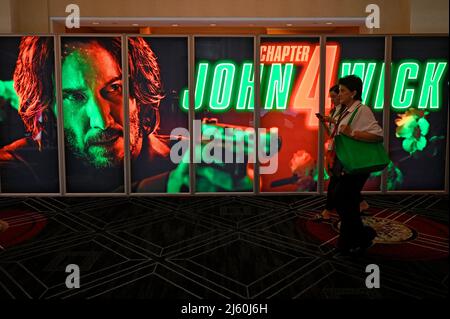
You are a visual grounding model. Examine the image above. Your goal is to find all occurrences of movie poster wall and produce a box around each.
[1,35,448,194]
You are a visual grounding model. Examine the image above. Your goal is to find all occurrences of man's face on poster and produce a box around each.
[61,41,142,168]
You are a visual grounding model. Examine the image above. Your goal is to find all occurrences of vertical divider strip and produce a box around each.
[317,35,326,195]
[122,35,131,195]
[254,36,261,194]
[444,37,450,193]
[189,36,195,195]
[382,36,392,193]
[55,35,66,195]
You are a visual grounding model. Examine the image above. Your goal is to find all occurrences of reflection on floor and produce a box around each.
[0,194,448,299]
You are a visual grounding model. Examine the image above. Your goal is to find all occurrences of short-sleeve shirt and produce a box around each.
[337,100,383,137]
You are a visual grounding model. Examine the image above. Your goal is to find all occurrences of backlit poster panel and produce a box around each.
[128,37,189,193]
[0,36,59,193]
[389,37,448,191]
[191,37,255,193]
[326,37,385,191]
[61,36,124,193]
[259,37,321,192]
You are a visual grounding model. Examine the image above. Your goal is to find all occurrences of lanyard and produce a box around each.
[330,109,350,138]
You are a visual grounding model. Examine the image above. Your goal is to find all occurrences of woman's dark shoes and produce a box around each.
[351,226,377,256]
[337,226,377,257]
[346,240,374,257]
[338,241,374,257]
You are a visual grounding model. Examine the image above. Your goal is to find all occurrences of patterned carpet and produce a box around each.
[0,194,448,301]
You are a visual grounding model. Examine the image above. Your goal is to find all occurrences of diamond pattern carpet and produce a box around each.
[0,194,448,301]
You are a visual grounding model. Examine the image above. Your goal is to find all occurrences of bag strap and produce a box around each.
[347,103,362,128]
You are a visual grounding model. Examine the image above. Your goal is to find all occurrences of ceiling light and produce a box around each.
[172,24,179,27]
[92,22,100,25]
[326,22,333,25]
[286,23,293,27]
[132,23,139,26]
[210,23,216,26]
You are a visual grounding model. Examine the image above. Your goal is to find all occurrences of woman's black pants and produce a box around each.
[326,176,364,211]
[333,172,370,249]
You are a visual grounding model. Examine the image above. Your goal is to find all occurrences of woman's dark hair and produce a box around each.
[338,75,363,101]
[329,84,339,94]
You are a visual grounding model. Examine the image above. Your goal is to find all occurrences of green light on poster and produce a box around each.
[373,63,384,110]
[340,61,377,105]
[264,63,294,110]
[210,62,236,111]
[236,63,255,110]
[392,62,419,109]
[181,62,209,110]
[418,62,447,109]
[178,59,447,113]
